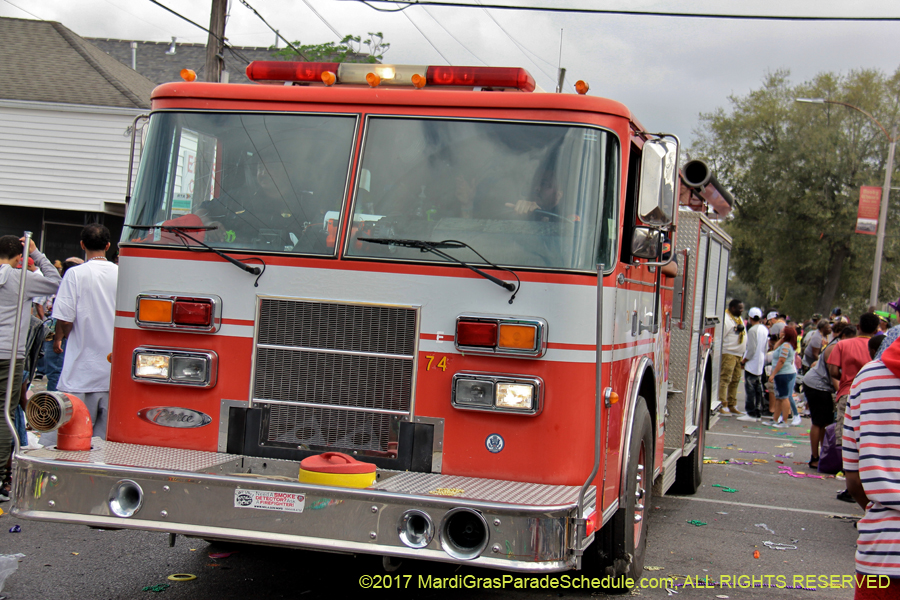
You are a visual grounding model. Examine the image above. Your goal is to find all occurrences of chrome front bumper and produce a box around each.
[12,440,594,572]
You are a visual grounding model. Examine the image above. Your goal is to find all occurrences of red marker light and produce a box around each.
[456,321,498,347]
[173,300,212,327]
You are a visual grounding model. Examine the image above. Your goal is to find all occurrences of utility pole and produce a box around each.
[205,0,227,83]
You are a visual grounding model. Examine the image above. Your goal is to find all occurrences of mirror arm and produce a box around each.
[641,256,674,268]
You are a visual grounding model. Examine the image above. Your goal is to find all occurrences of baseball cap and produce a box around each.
[766,311,778,320]
[748,307,763,319]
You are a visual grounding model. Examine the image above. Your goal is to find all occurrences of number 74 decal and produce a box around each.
[424,355,448,371]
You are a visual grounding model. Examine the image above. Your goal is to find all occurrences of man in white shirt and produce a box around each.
[41,224,118,445]
[719,298,747,415]
[739,307,769,422]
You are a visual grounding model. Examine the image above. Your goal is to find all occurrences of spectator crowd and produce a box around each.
[719,299,900,599]
[0,225,117,503]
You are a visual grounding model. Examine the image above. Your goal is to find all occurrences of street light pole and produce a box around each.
[796,98,898,308]
[873,134,896,308]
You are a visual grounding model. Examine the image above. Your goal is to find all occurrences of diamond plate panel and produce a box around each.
[666,212,702,449]
[26,438,235,472]
[372,471,595,507]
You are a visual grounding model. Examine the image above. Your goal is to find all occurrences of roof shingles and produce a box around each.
[0,17,155,109]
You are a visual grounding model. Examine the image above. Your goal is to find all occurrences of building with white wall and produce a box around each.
[0,16,156,261]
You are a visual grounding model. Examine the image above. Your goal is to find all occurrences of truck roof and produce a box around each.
[150,81,639,127]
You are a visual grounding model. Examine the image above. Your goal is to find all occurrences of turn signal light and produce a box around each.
[366,72,381,87]
[180,69,197,82]
[498,324,537,351]
[138,299,173,323]
[456,315,546,358]
[575,80,590,95]
[135,293,221,332]
[321,71,337,86]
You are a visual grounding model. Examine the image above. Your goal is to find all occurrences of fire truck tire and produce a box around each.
[671,379,707,494]
[585,396,652,593]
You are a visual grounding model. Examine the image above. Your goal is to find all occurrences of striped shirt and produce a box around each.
[843,356,900,577]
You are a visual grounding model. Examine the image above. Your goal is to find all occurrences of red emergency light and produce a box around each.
[426,66,535,92]
[245,62,536,92]
[246,61,340,83]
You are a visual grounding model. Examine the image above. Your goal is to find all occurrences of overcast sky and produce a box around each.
[2,0,898,145]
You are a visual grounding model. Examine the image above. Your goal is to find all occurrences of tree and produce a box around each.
[692,68,900,320]
[272,32,390,63]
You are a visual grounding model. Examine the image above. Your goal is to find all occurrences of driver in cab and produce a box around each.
[455,171,574,222]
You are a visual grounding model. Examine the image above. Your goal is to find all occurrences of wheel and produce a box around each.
[671,379,708,494]
[583,396,653,593]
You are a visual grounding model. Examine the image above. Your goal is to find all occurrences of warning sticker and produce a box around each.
[234,489,305,513]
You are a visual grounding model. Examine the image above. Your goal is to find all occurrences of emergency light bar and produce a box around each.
[245,61,536,92]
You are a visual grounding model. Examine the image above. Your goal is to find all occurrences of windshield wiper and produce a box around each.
[126,224,265,285]
[358,237,520,303]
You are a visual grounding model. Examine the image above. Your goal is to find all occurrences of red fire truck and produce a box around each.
[13,62,733,585]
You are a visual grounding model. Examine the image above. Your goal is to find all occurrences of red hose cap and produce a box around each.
[299,452,376,474]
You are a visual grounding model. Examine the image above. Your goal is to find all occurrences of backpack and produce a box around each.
[818,423,843,474]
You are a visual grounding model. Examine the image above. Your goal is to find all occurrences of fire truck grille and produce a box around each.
[257,298,417,355]
[254,348,413,411]
[252,299,417,454]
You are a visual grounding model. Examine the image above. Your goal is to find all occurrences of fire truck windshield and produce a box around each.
[347,118,619,272]
[122,111,357,255]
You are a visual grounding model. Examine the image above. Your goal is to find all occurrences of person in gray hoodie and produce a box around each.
[0,235,61,502]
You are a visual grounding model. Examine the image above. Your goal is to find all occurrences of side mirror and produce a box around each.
[638,138,679,227]
[631,227,662,260]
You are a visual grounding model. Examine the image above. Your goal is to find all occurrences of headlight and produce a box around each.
[451,373,542,416]
[495,383,535,411]
[132,348,217,388]
[454,379,494,407]
[134,354,170,379]
[171,356,208,383]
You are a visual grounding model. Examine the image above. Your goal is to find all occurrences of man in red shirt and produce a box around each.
[828,312,880,446]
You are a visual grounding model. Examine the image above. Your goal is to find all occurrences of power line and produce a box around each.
[146,0,253,64]
[1,0,43,20]
[238,0,309,59]
[475,1,571,92]
[419,6,485,64]
[302,0,344,40]
[403,9,453,64]
[346,0,900,21]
